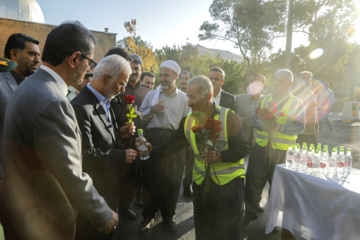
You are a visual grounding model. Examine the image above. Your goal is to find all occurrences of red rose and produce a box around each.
[124,95,135,104]
[191,125,203,133]
[204,118,215,130]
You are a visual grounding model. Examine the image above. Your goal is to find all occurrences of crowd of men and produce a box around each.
[0,21,336,240]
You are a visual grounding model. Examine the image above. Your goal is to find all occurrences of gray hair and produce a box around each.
[94,55,131,80]
[187,75,213,97]
[274,69,293,82]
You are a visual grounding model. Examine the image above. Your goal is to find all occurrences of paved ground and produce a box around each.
[113,109,360,240]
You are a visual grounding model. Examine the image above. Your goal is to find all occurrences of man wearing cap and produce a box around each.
[138,60,190,233]
[0,33,40,183]
[67,72,93,102]
[121,54,151,110]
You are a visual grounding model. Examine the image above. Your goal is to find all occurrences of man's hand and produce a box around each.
[150,100,165,113]
[201,150,221,163]
[125,149,137,164]
[135,140,152,154]
[119,122,136,139]
[134,105,143,118]
[103,210,118,235]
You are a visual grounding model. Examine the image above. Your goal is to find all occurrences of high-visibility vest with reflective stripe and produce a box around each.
[184,106,245,186]
[255,94,298,150]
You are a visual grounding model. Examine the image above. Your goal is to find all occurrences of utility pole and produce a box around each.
[284,0,293,69]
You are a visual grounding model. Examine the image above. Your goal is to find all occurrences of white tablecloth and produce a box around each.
[265,165,360,240]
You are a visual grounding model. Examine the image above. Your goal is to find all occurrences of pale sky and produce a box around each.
[36,0,359,56]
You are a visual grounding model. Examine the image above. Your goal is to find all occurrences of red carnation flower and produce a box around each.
[124,95,135,104]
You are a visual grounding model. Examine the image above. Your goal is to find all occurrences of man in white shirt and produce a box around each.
[209,67,236,111]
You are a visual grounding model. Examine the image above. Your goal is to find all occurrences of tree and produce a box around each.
[199,0,286,72]
[155,43,248,94]
[118,19,157,73]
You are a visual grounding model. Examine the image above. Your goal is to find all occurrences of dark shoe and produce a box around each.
[242,213,257,228]
[138,217,155,233]
[135,196,143,208]
[121,208,137,220]
[163,220,177,233]
[183,186,193,198]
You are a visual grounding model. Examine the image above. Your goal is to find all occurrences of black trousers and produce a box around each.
[183,146,194,188]
[244,143,286,216]
[193,177,244,240]
[296,134,318,148]
[142,129,185,220]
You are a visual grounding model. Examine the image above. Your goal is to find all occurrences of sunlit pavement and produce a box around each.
[113,109,359,240]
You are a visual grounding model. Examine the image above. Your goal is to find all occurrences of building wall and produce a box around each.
[0,18,116,63]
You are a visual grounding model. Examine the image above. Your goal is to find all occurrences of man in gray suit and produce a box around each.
[0,21,118,240]
[0,33,40,184]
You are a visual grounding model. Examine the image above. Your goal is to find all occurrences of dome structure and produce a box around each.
[0,0,45,23]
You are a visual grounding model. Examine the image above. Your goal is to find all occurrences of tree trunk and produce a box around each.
[284,0,293,69]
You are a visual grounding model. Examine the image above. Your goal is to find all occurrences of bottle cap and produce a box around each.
[137,129,143,134]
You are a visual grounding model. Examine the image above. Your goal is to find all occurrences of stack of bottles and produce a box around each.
[286,143,353,177]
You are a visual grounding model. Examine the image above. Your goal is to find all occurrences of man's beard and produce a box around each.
[161,80,174,90]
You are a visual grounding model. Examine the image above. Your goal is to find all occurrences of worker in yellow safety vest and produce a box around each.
[243,69,305,227]
[142,75,250,240]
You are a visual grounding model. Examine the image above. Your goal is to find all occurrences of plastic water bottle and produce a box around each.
[305,147,313,174]
[328,149,337,175]
[286,144,294,169]
[294,144,301,170]
[344,148,353,175]
[136,129,149,160]
[300,145,308,172]
[311,150,321,175]
[320,149,329,175]
[336,149,345,177]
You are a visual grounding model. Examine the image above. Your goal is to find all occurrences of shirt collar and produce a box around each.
[40,65,68,96]
[87,84,108,104]
[160,86,179,97]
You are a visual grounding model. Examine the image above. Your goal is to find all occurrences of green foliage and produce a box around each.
[154,43,248,95]
[199,0,287,72]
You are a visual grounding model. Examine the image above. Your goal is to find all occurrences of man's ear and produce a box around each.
[221,79,225,86]
[10,49,19,63]
[206,92,212,102]
[68,51,81,69]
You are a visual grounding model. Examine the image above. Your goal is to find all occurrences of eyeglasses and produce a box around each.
[81,54,97,70]
[107,74,127,89]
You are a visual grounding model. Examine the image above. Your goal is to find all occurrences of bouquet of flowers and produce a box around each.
[191,115,227,199]
[256,101,285,122]
[191,117,226,154]
[124,95,137,124]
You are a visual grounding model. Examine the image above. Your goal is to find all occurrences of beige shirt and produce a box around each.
[140,87,190,130]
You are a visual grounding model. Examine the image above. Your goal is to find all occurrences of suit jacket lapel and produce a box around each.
[82,87,117,142]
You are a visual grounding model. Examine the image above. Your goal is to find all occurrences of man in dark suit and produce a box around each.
[0,33,40,184]
[209,67,236,111]
[71,54,138,240]
[0,21,118,240]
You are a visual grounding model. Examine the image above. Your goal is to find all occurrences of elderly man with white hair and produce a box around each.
[71,55,138,240]
[243,69,306,227]
[138,60,190,233]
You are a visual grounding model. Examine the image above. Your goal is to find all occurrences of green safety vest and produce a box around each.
[255,94,298,150]
[184,106,245,186]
